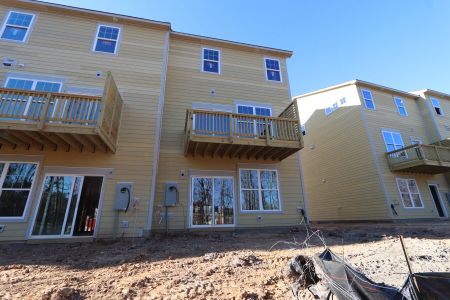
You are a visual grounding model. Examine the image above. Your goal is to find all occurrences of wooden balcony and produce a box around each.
[0,72,123,153]
[386,144,450,174]
[184,107,303,161]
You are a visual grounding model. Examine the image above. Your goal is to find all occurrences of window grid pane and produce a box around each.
[240,169,280,211]
[94,25,120,54]
[1,12,34,42]
[265,59,281,81]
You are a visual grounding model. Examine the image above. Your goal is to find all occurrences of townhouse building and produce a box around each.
[295,80,450,222]
[0,0,304,242]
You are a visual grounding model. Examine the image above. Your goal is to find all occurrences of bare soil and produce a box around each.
[0,223,449,300]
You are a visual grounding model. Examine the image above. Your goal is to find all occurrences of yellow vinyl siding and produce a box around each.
[153,36,303,231]
[0,4,168,240]
[297,85,389,221]
[359,86,448,219]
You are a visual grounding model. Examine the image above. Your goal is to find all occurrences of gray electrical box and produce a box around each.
[164,182,178,207]
[115,182,133,211]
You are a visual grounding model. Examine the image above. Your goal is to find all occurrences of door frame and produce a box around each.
[189,175,236,228]
[428,183,448,218]
[27,172,106,239]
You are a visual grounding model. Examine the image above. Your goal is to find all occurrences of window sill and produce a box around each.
[239,210,283,214]
[0,217,26,223]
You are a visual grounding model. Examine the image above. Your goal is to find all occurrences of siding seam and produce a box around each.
[146,31,170,231]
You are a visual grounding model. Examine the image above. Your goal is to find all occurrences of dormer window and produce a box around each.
[0,11,35,42]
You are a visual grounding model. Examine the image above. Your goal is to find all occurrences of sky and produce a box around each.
[43,0,450,96]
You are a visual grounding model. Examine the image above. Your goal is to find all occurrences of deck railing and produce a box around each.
[385,144,450,167]
[0,71,123,151]
[185,109,302,144]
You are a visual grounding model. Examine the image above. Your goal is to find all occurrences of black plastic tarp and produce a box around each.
[314,248,404,300]
[401,272,450,300]
[314,248,450,300]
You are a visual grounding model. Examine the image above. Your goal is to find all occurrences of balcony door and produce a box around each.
[190,176,234,227]
[30,174,103,238]
[236,105,272,138]
[428,184,447,218]
[4,77,62,119]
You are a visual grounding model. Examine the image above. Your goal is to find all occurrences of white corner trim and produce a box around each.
[146,31,170,231]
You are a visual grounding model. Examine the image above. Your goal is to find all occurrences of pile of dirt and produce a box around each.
[0,224,449,299]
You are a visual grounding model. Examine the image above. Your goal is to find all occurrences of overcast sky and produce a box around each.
[45,0,450,96]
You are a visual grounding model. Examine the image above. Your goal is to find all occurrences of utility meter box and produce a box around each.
[115,182,133,211]
[164,182,178,207]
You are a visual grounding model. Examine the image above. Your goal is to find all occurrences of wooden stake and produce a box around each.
[399,235,421,298]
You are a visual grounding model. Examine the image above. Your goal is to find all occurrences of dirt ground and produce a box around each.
[0,223,449,300]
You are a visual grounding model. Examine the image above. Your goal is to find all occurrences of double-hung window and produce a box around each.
[264,58,281,82]
[202,48,220,74]
[93,25,120,54]
[362,89,375,110]
[382,130,405,157]
[240,168,280,211]
[0,162,38,218]
[431,97,443,116]
[396,178,424,208]
[394,97,407,116]
[0,11,35,42]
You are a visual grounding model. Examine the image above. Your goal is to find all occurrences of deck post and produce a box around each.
[38,92,52,130]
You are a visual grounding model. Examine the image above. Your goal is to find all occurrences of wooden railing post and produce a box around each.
[264,117,270,145]
[38,92,52,130]
[229,113,234,140]
[434,145,442,164]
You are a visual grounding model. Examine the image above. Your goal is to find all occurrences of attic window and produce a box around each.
[0,11,35,42]
[431,97,443,116]
[93,25,121,54]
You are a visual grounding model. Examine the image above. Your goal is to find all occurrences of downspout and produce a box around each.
[284,59,309,223]
[146,31,170,234]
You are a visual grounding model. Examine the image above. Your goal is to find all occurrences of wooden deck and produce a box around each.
[386,144,450,174]
[0,72,123,153]
[184,106,303,161]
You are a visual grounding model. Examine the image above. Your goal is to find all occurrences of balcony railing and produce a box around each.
[184,109,303,160]
[385,144,450,174]
[0,72,123,153]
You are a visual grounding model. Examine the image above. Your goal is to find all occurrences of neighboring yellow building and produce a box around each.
[0,0,304,242]
[295,80,450,222]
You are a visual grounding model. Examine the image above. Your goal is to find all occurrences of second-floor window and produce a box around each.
[265,58,281,82]
[93,25,120,54]
[1,11,35,42]
[202,48,220,74]
[362,89,375,110]
[394,97,407,116]
[382,130,405,156]
[431,97,443,116]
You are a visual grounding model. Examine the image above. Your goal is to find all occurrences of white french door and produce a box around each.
[190,176,235,227]
[236,104,272,138]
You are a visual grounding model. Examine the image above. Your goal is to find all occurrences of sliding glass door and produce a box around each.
[191,176,234,227]
[31,175,103,238]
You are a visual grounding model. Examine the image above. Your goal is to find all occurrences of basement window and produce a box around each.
[240,169,280,212]
[264,58,282,82]
[202,48,220,74]
[396,178,424,208]
[0,162,38,218]
[431,97,443,116]
[0,11,35,42]
[394,97,407,116]
[93,25,121,54]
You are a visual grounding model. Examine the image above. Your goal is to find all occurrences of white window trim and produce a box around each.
[92,24,122,55]
[410,136,423,145]
[239,168,282,213]
[264,57,282,83]
[0,10,37,43]
[0,161,40,221]
[27,171,107,239]
[382,129,407,158]
[189,175,235,228]
[361,89,376,110]
[395,178,424,209]
[201,47,221,74]
[430,97,444,116]
[393,96,408,116]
